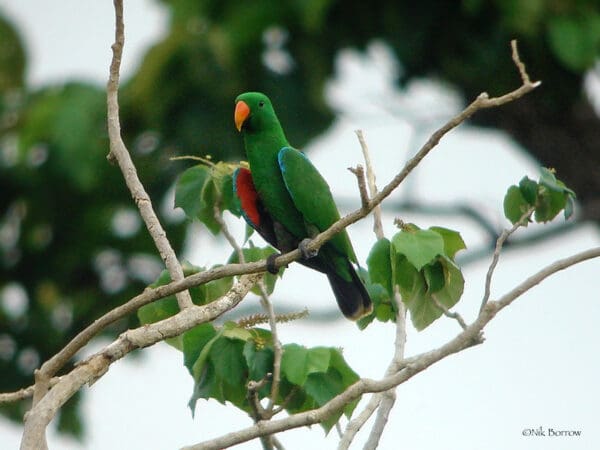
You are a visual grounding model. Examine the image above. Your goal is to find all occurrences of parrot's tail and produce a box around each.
[326,262,373,321]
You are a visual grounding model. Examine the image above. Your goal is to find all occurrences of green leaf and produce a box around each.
[302,348,360,433]
[564,195,575,220]
[182,324,218,376]
[356,277,390,329]
[190,331,223,382]
[534,188,567,223]
[304,370,345,433]
[518,176,538,204]
[392,253,423,298]
[394,253,464,331]
[423,260,445,293]
[503,185,530,224]
[428,227,466,260]
[137,262,207,341]
[430,257,465,314]
[243,340,274,383]
[221,321,253,341]
[375,303,394,322]
[189,363,224,414]
[174,165,211,220]
[328,348,360,418]
[281,344,330,386]
[281,344,309,385]
[198,179,222,234]
[209,337,247,386]
[367,238,393,297]
[539,168,576,197]
[392,228,445,270]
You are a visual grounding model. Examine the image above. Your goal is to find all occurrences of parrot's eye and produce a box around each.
[258,101,265,108]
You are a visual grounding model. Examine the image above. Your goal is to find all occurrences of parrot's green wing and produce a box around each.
[278,147,357,262]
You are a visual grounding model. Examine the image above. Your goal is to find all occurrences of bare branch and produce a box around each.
[480,206,535,312]
[0,377,62,404]
[355,130,384,240]
[106,0,192,311]
[431,296,469,331]
[511,39,532,85]
[259,285,283,419]
[362,290,406,449]
[349,165,370,209]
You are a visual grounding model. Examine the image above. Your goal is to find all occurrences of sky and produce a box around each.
[1,1,600,450]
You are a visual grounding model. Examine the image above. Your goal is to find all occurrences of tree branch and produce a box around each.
[355,130,384,240]
[106,0,192,311]
[349,165,370,209]
[19,274,261,450]
[362,291,406,449]
[480,206,535,312]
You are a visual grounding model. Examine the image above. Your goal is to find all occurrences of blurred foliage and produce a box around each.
[1,0,598,438]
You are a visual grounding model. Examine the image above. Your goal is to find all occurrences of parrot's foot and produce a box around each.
[266,253,280,275]
[299,238,318,260]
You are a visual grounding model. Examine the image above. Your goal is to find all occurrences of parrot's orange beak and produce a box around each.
[234,100,250,132]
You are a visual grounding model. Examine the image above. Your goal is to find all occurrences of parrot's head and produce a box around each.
[234,92,279,133]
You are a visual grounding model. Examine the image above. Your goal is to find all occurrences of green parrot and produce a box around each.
[233,92,372,320]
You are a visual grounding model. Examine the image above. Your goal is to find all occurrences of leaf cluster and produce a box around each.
[360,226,466,331]
[503,168,575,224]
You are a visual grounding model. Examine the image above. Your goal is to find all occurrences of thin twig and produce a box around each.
[511,39,531,85]
[362,291,406,449]
[258,283,283,419]
[431,296,468,331]
[339,291,407,449]
[356,130,384,240]
[213,195,244,261]
[480,206,535,312]
[247,378,272,450]
[349,165,370,208]
[0,377,62,404]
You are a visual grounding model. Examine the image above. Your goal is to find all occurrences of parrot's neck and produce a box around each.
[243,127,288,176]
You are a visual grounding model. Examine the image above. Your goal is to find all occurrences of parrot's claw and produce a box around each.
[266,253,280,275]
[299,238,318,260]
